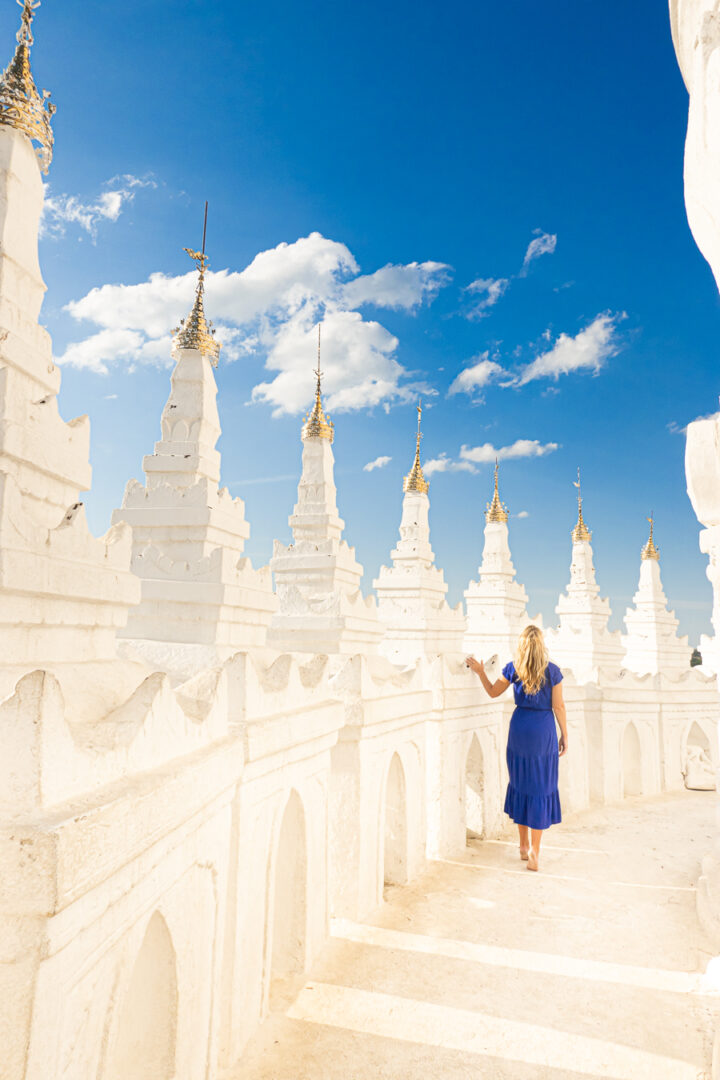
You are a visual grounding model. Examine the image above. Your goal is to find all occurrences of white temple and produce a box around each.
[622,517,692,676]
[268,338,383,655]
[0,3,717,1077]
[545,474,624,682]
[112,245,276,681]
[374,403,466,665]
[464,460,538,661]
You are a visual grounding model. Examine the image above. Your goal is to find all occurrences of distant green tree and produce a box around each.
[691,648,702,667]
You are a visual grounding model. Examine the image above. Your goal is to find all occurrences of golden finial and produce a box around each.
[173,202,221,366]
[403,401,429,495]
[641,514,659,560]
[485,457,509,522]
[0,0,55,174]
[571,466,591,542]
[302,324,334,441]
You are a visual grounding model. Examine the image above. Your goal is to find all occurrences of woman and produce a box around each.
[466,625,568,872]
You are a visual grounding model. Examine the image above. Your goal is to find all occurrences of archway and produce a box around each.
[106,912,178,1080]
[622,722,642,797]
[687,720,711,755]
[465,735,484,841]
[384,752,408,887]
[269,789,307,1007]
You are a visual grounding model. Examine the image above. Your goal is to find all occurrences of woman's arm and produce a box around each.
[552,682,569,756]
[465,656,510,699]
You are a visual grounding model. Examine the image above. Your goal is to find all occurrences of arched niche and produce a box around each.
[106,911,178,1080]
[465,735,484,842]
[268,789,308,1008]
[622,722,642,798]
[384,752,409,887]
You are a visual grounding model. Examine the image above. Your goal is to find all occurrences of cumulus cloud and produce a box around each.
[517,510,530,518]
[426,439,558,477]
[460,439,559,464]
[58,232,449,415]
[424,454,478,477]
[464,277,509,319]
[514,313,621,386]
[41,175,157,240]
[448,354,506,396]
[342,262,451,310]
[363,455,392,472]
[520,229,557,275]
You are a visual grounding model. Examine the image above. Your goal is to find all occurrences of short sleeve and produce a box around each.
[548,662,563,686]
[501,662,515,683]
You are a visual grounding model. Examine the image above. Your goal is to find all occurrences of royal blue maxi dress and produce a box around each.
[502,661,563,830]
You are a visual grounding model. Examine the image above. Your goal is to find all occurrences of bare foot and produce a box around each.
[519,846,529,861]
[527,849,539,872]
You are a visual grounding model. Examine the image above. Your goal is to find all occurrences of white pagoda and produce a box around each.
[112,243,276,678]
[622,517,691,676]
[545,472,624,682]
[464,461,538,663]
[268,333,382,654]
[374,404,466,665]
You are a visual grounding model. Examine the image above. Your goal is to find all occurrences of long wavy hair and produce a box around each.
[514,625,549,696]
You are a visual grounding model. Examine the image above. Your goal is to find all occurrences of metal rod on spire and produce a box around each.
[201,200,208,256]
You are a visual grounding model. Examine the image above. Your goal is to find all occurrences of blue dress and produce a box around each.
[501,661,563,830]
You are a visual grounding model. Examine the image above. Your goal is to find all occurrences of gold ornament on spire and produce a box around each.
[485,457,508,523]
[173,203,221,365]
[0,0,55,174]
[302,324,334,441]
[403,401,429,495]
[641,515,659,560]
[571,467,591,542]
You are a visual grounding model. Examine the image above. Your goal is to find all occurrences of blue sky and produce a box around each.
[10,0,720,643]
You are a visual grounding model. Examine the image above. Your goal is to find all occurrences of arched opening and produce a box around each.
[106,911,178,1080]
[269,789,307,1007]
[622,722,642,797]
[687,721,711,755]
[384,752,408,887]
[465,735,484,842]
[683,721,716,790]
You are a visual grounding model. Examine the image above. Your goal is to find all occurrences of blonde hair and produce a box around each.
[514,625,549,696]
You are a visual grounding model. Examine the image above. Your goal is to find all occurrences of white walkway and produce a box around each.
[235,791,717,1079]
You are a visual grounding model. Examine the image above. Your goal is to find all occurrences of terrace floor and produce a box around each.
[234,790,718,1079]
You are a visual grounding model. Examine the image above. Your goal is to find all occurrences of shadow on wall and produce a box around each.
[384,753,409,888]
[465,735,485,842]
[106,911,178,1080]
[623,723,643,798]
[268,789,307,1010]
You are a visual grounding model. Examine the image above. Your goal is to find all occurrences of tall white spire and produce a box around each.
[113,222,275,675]
[545,471,623,682]
[268,327,382,655]
[374,403,465,665]
[622,517,691,676]
[464,461,538,661]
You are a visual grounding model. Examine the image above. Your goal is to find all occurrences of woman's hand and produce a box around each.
[559,733,568,757]
[465,655,483,676]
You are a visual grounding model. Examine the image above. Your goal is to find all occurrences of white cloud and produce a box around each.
[462,228,557,319]
[460,439,559,464]
[58,232,448,415]
[41,175,156,240]
[514,313,620,386]
[517,510,529,518]
[464,277,509,319]
[424,454,478,477]
[520,229,557,275]
[342,262,451,310]
[363,455,392,472]
[426,439,557,477]
[448,354,505,396]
